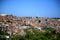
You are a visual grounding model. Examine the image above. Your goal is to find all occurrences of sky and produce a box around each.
[0,0,60,18]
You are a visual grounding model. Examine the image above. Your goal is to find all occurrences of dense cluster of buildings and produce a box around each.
[0,14,60,36]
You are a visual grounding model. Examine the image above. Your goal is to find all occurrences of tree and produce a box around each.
[12,27,60,40]
[12,34,25,40]
[0,30,9,40]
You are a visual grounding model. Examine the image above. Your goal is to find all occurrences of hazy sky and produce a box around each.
[0,0,60,18]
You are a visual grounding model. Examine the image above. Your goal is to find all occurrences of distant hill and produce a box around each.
[52,18,60,19]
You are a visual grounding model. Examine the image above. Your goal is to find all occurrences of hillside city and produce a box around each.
[0,14,60,40]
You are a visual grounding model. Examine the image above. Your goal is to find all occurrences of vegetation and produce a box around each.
[12,27,60,40]
[0,26,60,40]
[12,35,25,40]
[0,30,9,40]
